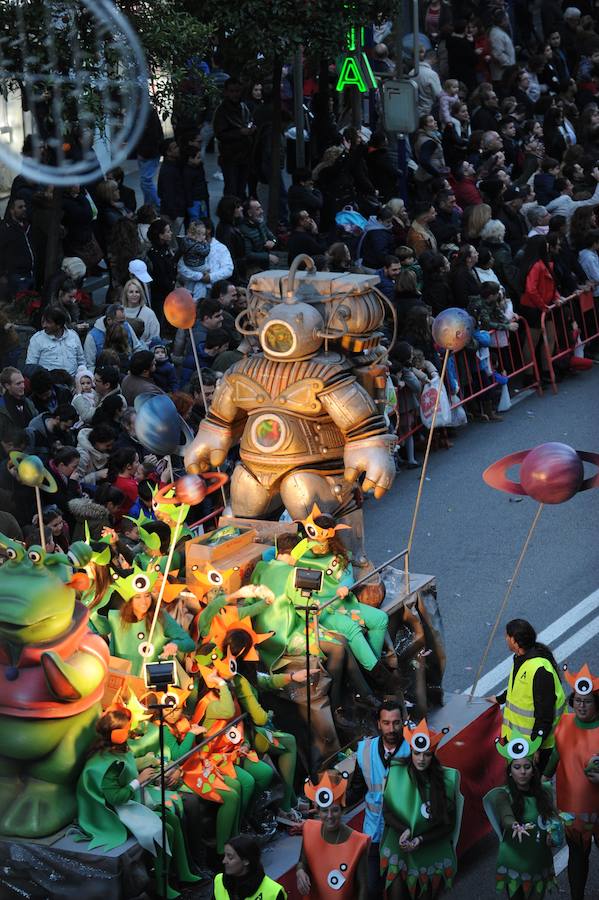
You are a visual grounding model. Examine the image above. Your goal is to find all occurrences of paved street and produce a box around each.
[365,369,599,897]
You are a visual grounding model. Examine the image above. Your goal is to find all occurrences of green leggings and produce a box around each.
[214,759,273,853]
[264,731,297,811]
[322,602,388,670]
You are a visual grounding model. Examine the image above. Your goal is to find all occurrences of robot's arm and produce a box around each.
[184,376,245,473]
[319,376,396,499]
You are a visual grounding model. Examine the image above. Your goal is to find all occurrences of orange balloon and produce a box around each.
[164,288,196,329]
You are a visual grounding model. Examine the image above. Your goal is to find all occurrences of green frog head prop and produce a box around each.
[110,566,159,602]
[0,534,90,645]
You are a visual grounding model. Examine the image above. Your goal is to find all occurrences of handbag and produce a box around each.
[419,375,452,428]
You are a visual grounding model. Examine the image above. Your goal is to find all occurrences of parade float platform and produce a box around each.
[0,565,475,900]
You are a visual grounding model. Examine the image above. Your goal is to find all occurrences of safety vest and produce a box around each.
[502,656,565,749]
[357,736,410,842]
[213,872,285,900]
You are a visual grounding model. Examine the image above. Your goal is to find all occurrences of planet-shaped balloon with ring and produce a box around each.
[164,287,196,330]
[483,442,599,504]
[9,452,57,492]
[154,473,229,508]
[134,393,195,457]
[432,307,473,352]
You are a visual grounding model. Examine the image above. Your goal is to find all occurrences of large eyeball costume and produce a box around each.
[301,770,370,896]
[184,255,397,572]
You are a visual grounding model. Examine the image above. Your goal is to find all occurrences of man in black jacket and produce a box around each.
[286,211,325,265]
[213,78,255,199]
[136,104,164,209]
[0,196,35,298]
[287,169,324,223]
[493,186,530,255]
[157,139,186,234]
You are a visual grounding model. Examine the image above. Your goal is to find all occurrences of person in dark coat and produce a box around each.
[182,146,209,223]
[358,207,396,269]
[366,132,402,202]
[470,90,502,132]
[213,78,255,199]
[0,196,35,296]
[450,244,482,308]
[61,185,101,272]
[286,211,326,265]
[420,251,454,316]
[135,103,164,209]
[493,187,530,255]
[287,169,324,223]
[157,139,186,228]
[445,20,477,90]
[215,195,246,279]
[146,218,179,316]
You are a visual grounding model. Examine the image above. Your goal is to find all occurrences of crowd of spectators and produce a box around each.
[1,3,598,552]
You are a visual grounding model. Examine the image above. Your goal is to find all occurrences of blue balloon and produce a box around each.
[134,394,194,456]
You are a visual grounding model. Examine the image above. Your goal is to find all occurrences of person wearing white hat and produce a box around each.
[128,258,152,307]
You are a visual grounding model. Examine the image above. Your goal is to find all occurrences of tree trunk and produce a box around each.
[313,56,331,162]
[267,56,282,233]
[44,187,63,291]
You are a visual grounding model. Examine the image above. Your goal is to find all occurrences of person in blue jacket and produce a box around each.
[356,700,410,900]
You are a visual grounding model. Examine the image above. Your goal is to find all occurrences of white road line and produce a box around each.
[464,588,599,696]
[551,614,599,665]
[553,845,569,876]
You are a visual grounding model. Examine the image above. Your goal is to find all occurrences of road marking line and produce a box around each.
[552,614,599,665]
[553,845,569,876]
[464,588,599,696]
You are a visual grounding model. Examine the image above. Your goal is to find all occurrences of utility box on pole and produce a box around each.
[382,78,419,134]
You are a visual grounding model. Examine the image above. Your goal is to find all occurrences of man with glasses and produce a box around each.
[239,198,278,269]
[546,663,599,900]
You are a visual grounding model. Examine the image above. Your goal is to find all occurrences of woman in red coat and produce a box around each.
[107,447,140,522]
[517,235,561,382]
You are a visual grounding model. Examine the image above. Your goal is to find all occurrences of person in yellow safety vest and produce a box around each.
[213,835,287,900]
[489,619,565,771]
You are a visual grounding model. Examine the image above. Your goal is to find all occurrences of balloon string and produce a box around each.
[34,486,46,553]
[469,502,544,700]
[145,504,186,655]
[187,327,227,510]
[404,348,450,586]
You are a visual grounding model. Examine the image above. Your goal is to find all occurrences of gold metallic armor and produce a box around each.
[184,258,397,569]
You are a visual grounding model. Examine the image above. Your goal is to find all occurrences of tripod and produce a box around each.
[148,701,170,900]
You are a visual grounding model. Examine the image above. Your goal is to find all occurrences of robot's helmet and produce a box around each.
[259,299,324,360]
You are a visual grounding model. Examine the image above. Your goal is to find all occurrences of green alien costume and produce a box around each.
[76,746,200,900]
[380,760,463,896]
[93,567,195,677]
[288,545,389,671]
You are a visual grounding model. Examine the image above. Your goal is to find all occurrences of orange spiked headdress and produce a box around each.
[297,503,351,542]
[564,663,599,696]
[402,718,448,753]
[207,605,273,662]
[304,770,349,808]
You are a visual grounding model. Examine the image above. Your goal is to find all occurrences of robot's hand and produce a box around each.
[184,421,232,474]
[343,434,396,499]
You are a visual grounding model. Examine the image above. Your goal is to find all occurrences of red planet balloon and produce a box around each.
[164,288,196,329]
[520,442,584,504]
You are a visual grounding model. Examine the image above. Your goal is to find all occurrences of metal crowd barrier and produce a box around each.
[394,315,541,445]
[540,291,599,394]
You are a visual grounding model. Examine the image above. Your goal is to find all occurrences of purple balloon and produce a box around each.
[520,442,584,504]
[432,307,473,352]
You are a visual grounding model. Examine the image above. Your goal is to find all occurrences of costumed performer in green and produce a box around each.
[484,729,562,898]
[76,704,201,899]
[93,567,195,676]
[380,718,463,899]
